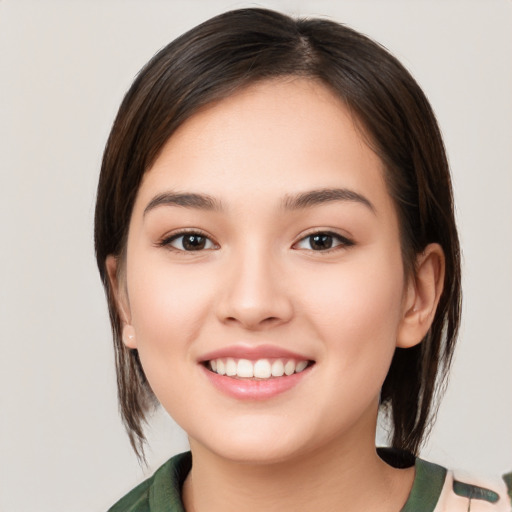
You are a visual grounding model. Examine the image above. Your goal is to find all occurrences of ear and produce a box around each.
[396,243,445,349]
[106,255,137,349]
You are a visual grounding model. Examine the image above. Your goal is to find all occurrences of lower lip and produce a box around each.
[201,364,313,400]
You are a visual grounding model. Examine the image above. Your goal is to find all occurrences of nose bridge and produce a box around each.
[217,238,292,329]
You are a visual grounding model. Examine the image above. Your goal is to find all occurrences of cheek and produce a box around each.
[298,250,405,359]
[124,260,218,413]
[126,257,214,358]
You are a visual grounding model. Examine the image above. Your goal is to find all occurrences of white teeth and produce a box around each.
[284,360,295,376]
[237,359,254,378]
[254,359,271,378]
[208,357,310,379]
[225,358,237,376]
[295,360,308,373]
[271,359,284,377]
[216,359,226,375]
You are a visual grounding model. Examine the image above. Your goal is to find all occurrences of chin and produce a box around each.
[189,421,313,465]
[211,441,305,466]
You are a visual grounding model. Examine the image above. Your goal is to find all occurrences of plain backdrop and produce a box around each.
[1,0,511,510]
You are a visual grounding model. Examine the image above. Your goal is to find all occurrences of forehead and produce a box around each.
[136,78,390,213]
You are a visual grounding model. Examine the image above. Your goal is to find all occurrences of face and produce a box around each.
[115,78,416,464]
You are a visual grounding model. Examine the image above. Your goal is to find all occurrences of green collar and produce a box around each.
[110,450,447,512]
[149,452,191,512]
[400,457,447,512]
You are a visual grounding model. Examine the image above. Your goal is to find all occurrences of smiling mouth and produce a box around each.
[204,358,315,380]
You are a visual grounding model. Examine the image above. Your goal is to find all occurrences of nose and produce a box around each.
[215,246,294,330]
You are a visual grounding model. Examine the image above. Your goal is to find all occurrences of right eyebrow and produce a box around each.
[143,192,223,216]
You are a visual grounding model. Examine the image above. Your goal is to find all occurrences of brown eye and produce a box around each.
[310,234,334,250]
[165,232,216,251]
[294,232,354,251]
[182,234,207,250]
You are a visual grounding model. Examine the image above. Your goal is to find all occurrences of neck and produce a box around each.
[182,424,414,512]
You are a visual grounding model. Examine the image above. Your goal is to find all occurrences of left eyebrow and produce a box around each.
[282,188,375,213]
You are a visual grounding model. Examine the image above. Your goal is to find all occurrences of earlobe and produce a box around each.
[122,324,137,349]
[106,255,136,347]
[396,243,445,349]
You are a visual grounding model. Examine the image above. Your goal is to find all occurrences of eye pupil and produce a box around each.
[183,234,206,250]
[310,234,333,250]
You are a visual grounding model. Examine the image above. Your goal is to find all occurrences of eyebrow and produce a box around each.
[143,187,375,216]
[282,188,375,212]
[143,192,223,216]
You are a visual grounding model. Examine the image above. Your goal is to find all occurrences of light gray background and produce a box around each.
[1,1,511,510]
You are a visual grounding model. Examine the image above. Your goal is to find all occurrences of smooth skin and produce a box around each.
[107,78,445,512]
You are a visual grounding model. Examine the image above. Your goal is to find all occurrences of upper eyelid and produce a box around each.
[295,229,354,243]
[292,230,355,251]
[159,229,217,247]
[161,227,211,239]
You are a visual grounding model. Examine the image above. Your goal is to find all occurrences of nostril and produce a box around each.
[216,292,294,329]
[224,315,285,329]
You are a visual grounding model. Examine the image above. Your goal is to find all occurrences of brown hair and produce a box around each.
[95,8,461,460]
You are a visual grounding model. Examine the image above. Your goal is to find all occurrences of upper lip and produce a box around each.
[198,344,313,363]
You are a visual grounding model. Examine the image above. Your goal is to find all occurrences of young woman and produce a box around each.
[94,8,511,512]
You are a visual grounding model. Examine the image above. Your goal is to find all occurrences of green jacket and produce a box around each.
[108,451,512,512]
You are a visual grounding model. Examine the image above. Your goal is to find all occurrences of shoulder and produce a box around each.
[378,448,511,512]
[435,467,512,512]
[107,476,152,512]
[107,452,192,512]
[415,458,512,512]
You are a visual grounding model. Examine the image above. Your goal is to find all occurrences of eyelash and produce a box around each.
[293,231,355,252]
[158,229,218,252]
[158,229,354,253]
